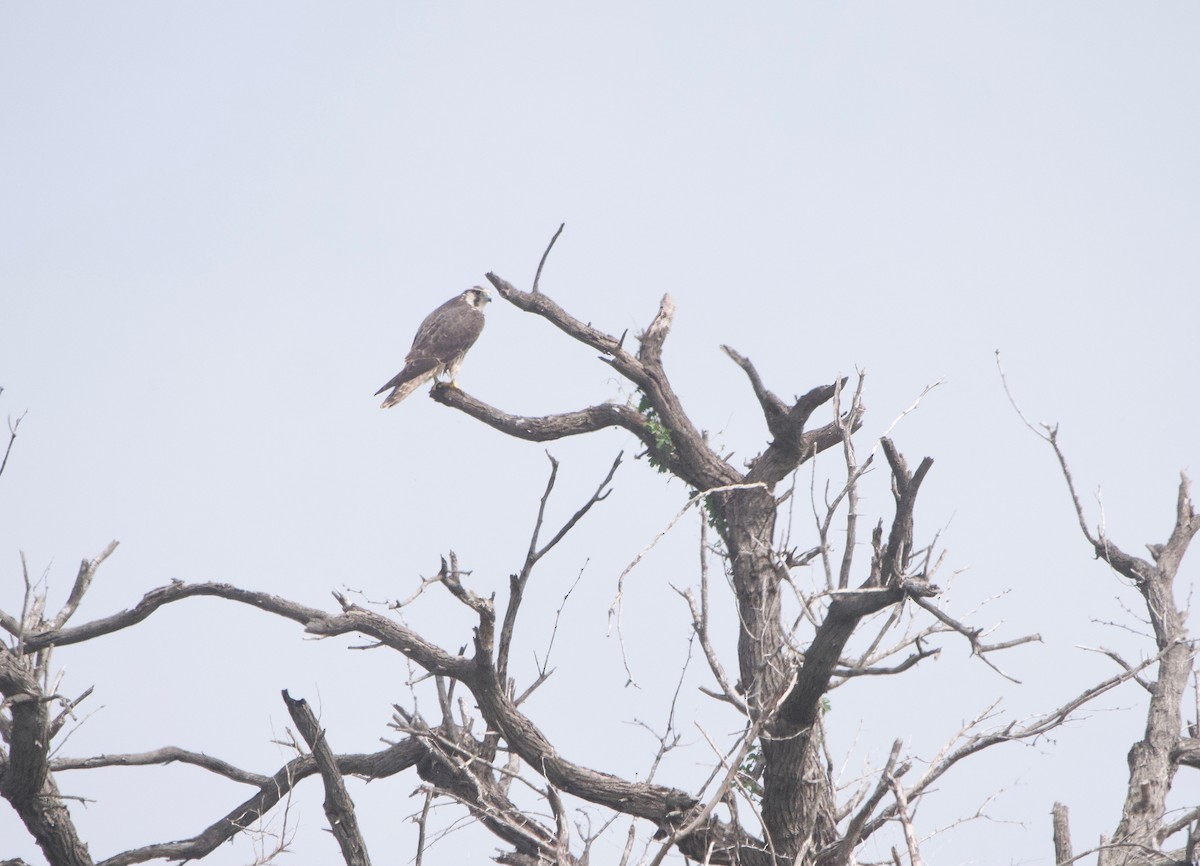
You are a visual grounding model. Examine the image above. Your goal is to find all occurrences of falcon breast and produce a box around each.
[375,287,491,408]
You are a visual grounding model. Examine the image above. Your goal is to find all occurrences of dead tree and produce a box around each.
[429,270,961,863]
[1032,424,1199,866]
[2,241,1184,866]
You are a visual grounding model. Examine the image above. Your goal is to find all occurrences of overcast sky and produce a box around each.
[2,4,1198,865]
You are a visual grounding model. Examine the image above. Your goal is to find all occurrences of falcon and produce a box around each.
[375,287,491,408]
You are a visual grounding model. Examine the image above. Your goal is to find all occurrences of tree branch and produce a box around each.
[498,452,620,684]
[15,571,752,862]
[481,273,737,492]
[21,582,473,681]
[433,384,693,484]
[888,770,924,866]
[721,345,789,438]
[485,272,629,361]
[878,438,933,586]
[531,223,564,294]
[850,649,1173,848]
[775,440,938,734]
[391,706,575,863]
[283,691,371,866]
[1034,408,1199,851]
[48,541,119,631]
[816,740,906,865]
[53,746,268,787]
[0,407,25,481]
[95,740,425,866]
[0,648,93,866]
[1053,802,1073,865]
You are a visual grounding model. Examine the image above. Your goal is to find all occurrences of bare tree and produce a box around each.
[995,365,1200,866]
[1,239,1195,866]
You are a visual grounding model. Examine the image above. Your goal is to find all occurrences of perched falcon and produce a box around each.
[375,287,491,408]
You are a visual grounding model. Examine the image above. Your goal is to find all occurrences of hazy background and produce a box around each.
[2,4,1197,864]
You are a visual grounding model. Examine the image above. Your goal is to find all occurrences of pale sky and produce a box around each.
[2,4,1198,865]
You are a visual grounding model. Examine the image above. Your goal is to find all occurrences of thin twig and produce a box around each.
[0,408,26,480]
[532,223,565,294]
[608,482,768,685]
[889,771,924,866]
[675,518,748,714]
[414,790,433,866]
[500,451,620,682]
[531,560,589,685]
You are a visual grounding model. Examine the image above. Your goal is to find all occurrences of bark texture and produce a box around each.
[0,649,93,866]
[1089,476,1197,865]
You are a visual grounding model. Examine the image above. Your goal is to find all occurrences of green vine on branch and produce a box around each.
[636,393,675,474]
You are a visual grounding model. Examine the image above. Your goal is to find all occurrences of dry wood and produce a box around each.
[282,691,371,866]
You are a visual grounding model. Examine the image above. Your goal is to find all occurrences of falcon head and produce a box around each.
[465,286,492,309]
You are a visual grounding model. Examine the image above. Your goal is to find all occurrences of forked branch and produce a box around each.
[498,451,621,683]
[94,740,425,866]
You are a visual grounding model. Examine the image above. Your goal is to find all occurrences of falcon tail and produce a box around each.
[378,375,430,408]
[376,360,440,408]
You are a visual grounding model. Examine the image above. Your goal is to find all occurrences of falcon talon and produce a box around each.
[375,287,491,408]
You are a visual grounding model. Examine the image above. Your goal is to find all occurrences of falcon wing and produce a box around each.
[408,296,485,368]
[375,358,440,394]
